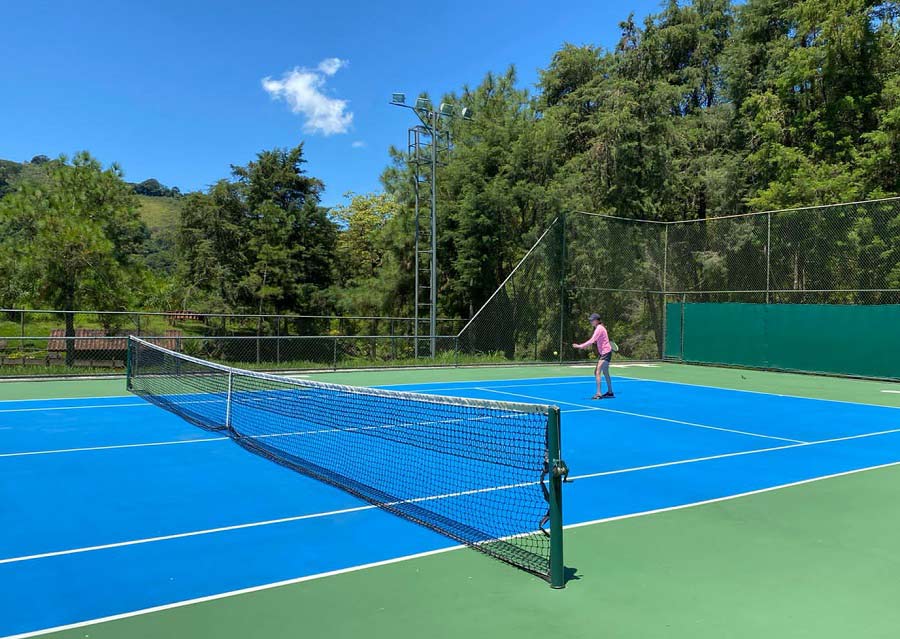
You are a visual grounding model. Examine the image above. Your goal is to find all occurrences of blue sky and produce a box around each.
[1,0,662,206]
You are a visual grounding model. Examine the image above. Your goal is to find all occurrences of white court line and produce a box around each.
[0,395,131,404]
[7,454,900,639]
[476,387,806,444]
[0,379,595,412]
[571,427,900,480]
[393,379,625,394]
[615,374,900,410]
[5,425,900,566]
[0,372,590,406]
[0,403,149,414]
[2,406,586,458]
[0,544,465,639]
[0,474,540,566]
[0,437,227,459]
[882,390,900,395]
[0,504,381,566]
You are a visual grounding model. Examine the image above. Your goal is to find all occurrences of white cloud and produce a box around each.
[317,58,347,76]
[351,140,366,148]
[262,59,352,135]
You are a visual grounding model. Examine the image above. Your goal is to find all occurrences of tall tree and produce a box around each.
[330,192,402,325]
[177,144,336,315]
[0,152,147,361]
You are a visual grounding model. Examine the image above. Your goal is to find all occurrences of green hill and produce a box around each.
[137,194,180,231]
[0,157,54,196]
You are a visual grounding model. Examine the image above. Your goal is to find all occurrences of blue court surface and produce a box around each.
[3,373,900,637]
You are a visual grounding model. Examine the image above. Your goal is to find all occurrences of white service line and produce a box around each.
[7,453,900,639]
[476,387,807,444]
[881,390,900,395]
[394,379,631,395]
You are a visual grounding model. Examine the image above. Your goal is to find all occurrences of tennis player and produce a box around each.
[573,313,614,399]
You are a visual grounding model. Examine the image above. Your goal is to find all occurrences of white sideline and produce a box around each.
[614,373,900,410]
[0,403,149,414]
[0,395,132,404]
[476,387,807,444]
[0,436,226,459]
[7,455,900,639]
[5,425,900,566]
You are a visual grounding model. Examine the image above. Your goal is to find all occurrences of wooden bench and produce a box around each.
[166,311,202,324]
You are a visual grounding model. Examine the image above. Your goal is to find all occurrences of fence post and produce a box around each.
[558,214,567,365]
[20,310,25,339]
[333,337,338,371]
[256,316,262,365]
[661,224,668,360]
[454,336,459,367]
[766,211,772,304]
[680,292,686,361]
[275,317,281,365]
[391,324,397,361]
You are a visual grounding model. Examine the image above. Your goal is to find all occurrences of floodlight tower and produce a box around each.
[390,93,472,358]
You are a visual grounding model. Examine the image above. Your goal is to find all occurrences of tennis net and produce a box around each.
[126,336,567,586]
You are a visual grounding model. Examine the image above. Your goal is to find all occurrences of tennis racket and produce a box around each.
[610,341,620,353]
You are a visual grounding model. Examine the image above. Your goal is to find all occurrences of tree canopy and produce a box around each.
[0,0,897,327]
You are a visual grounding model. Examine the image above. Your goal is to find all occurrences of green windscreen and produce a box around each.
[664,302,900,379]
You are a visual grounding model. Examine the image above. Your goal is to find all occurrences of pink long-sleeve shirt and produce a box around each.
[576,324,611,355]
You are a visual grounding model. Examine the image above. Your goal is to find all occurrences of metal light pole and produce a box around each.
[390,93,471,358]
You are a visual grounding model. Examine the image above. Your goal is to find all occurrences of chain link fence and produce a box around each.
[0,335,473,377]
[0,309,464,340]
[0,311,468,378]
[457,197,900,367]
[3,197,897,378]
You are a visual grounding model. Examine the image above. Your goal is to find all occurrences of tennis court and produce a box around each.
[3,360,900,639]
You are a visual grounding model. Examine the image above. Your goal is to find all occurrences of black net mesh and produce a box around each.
[127,337,559,580]
[456,198,900,365]
[457,218,565,363]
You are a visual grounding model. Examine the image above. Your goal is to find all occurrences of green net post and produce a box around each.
[225,371,234,434]
[547,406,566,588]
[125,336,133,391]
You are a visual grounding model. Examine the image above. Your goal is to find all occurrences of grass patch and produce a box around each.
[136,195,180,230]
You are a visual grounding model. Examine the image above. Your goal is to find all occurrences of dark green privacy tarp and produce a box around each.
[664,302,900,379]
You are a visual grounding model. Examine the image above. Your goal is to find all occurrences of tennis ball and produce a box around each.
[553,350,558,356]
